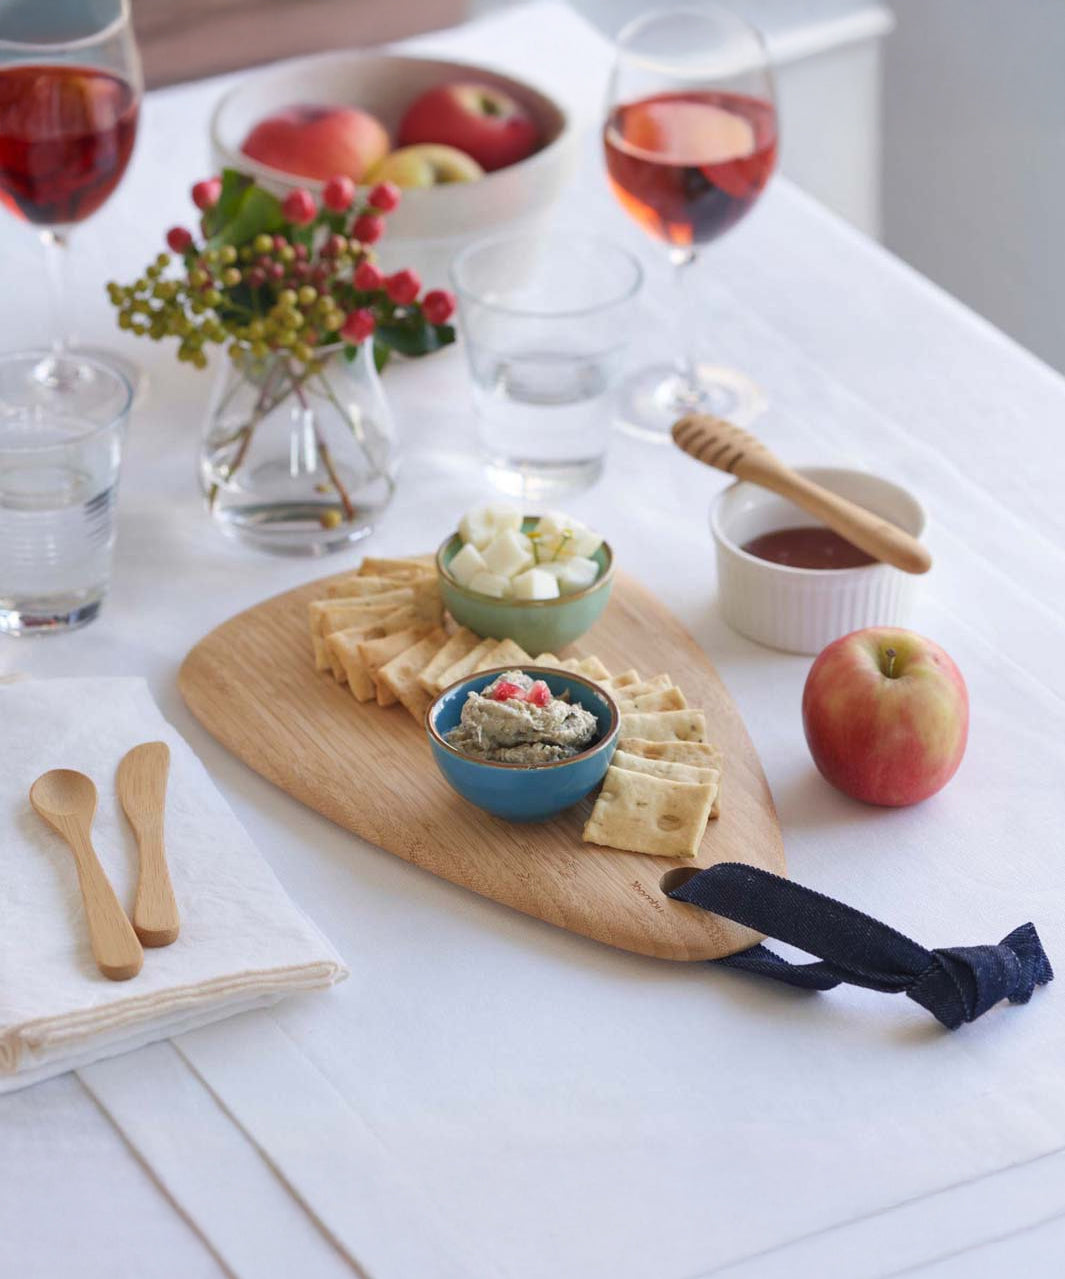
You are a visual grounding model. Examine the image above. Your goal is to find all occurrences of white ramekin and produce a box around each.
[710,467,928,655]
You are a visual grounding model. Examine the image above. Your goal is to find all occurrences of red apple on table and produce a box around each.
[801,627,969,807]
[397,82,541,172]
[241,104,389,182]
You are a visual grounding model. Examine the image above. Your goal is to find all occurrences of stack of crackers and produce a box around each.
[308,553,615,722]
[582,667,723,861]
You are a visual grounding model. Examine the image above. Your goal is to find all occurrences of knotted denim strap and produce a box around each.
[667,863,1053,1030]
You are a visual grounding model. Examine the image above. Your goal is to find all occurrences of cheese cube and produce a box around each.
[531,511,577,559]
[531,511,602,561]
[482,529,534,579]
[459,502,523,550]
[484,503,523,535]
[511,568,561,600]
[448,542,487,588]
[556,555,600,594]
[468,571,512,599]
[536,561,568,580]
[566,526,603,559]
[458,506,494,550]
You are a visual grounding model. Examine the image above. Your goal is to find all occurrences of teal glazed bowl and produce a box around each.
[436,520,614,655]
[426,667,619,822]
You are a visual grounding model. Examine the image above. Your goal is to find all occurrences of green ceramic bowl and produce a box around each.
[436,520,615,654]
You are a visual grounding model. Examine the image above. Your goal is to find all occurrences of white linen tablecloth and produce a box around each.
[2,4,1065,1277]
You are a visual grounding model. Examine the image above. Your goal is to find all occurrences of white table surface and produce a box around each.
[3,4,1065,1277]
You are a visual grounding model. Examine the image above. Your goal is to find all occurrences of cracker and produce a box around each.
[618,710,706,743]
[333,625,432,701]
[618,686,688,713]
[308,593,412,638]
[615,674,672,699]
[358,555,436,578]
[311,615,389,674]
[532,652,561,667]
[582,767,715,859]
[418,627,481,693]
[435,638,498,691]
[376,628,448,718]
[322,574,408,599]
[601,669,641,690]
[618,738,724,817]
[473,637,532,673]
[613,749,719,791]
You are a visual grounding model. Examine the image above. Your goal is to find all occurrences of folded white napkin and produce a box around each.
[0,677,348,1092]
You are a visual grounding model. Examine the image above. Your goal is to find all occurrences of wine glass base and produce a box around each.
[613,361,767,443]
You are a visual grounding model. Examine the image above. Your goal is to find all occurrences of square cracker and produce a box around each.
[611,746,721,818]
[618,686,688,713]
[418,627,481,693]
[376,629,448,718]
[600,669,641,691]
[531,652,561,667]
[435,638,498,692]
[614,674,672,699]
[473,638,532,673]
[619,710,707,743]
[582,767,715,859]
[358,555,435,578]
[618,738,724,816]
[555,655,611,681]
[331,625,432,701]
[613,750,720,795]
[308,593,412,638]
[311,616,387,674]
[322,574,411,599]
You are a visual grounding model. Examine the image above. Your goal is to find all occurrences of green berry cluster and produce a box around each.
[107,231,365,371]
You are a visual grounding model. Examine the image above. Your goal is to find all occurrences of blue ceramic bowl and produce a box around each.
[426,667,619,822]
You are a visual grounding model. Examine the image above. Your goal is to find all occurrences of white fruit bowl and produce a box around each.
[209,52,577,284]
[711,467,928,655]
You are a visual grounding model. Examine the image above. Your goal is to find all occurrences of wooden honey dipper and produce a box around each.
[672,414,932,575]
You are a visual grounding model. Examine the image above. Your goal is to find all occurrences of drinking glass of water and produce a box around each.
[450,232,643,499]
[0,351,131,635]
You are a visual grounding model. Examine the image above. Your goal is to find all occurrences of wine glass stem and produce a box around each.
[40,229,70,359]
[670,246,702,406]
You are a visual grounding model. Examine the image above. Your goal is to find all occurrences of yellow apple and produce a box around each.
[366,144,484,189]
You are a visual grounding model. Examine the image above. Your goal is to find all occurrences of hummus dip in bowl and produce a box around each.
[426,667,619,822]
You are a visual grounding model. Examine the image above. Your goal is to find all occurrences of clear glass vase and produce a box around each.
[199,342,396,555]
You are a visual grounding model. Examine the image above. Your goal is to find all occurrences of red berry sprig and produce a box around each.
[106,170,456,370]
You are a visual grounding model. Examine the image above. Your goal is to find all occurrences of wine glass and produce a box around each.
[604,5,778,441]
[0,0,143,400]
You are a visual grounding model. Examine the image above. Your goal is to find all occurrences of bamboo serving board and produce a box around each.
[179,571,785,961]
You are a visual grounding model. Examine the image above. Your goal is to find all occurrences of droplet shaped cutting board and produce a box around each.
[179,570,785,961]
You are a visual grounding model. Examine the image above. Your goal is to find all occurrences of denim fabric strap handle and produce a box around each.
[666,863,1053,1030]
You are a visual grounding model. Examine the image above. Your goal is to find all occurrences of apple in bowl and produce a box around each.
[398,82,541,172]
[368,144,483,189]
[241,104,389,182]
[801,627,969,807]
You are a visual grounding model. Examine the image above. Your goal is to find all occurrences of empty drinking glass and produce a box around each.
[450,232,643,499]
[0,350,131,635]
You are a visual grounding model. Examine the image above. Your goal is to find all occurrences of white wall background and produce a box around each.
[882,0,1065,374]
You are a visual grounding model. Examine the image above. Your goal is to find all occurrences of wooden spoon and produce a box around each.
[672,413,932,575]
[117,741,180,948]
[29,770,144,981]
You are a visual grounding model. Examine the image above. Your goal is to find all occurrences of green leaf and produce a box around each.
[205,169,283,248]
[374,319,455,358]
[201,169,250,239]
